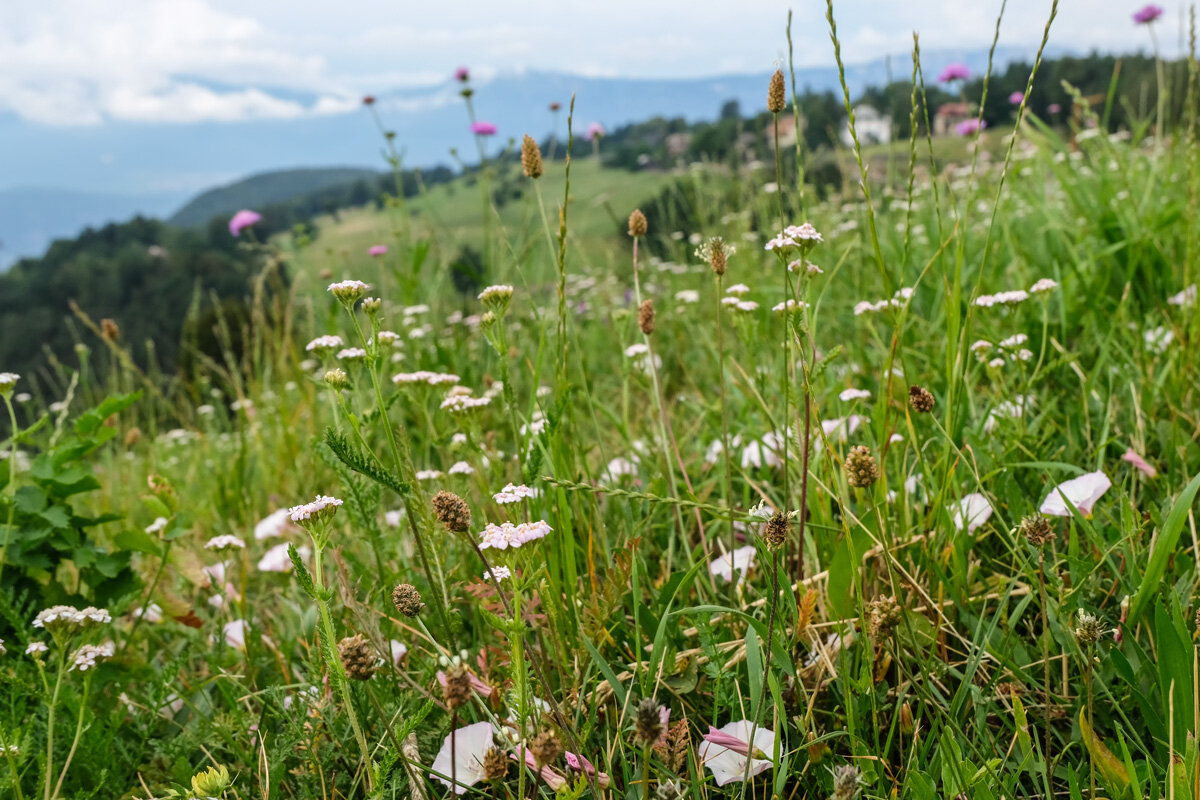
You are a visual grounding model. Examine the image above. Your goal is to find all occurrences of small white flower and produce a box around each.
[483,565,512,582]
[416,470,443,481]
[839,388,871,402]
[0,373,21,393]
[949,493,994,533]
[305,335,344,352]
[204,535,246,551]
[1030,278,1059,294]
[26,642,48,656]
[493,483,538,504]
[709,545,756,584]
[1167,285,1196,307]
[288,495,343,524]
[675,289,700,304]
[145,517,168,535]
[254,508,295,541]
[725,284,751,296]
[336,347,368,361]
[223,619,250,649]
[431,722,495,794]
[448,461,474,475]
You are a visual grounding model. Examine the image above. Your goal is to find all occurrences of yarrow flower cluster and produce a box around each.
[70,641,115,671]
[33,605,112,634]
[440,393,491,413]
[305,335,343,353]
[764,223,823,251]
[854,287,914,315]
[493,483,538,504]
[336,347,368,361]
[772,299,809,314]
[974,289,1030,308]
[327,280,370,306]
[1030,278,1059,294]
[483,565,512,582]
[477,284,514,310]
[288,495,343,525]
[204,535,247,551]
[478,520,553,550]
[393,371,461,386]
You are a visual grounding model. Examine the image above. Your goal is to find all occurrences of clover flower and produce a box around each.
[957,118,986,137]
[1133,3,1163,24]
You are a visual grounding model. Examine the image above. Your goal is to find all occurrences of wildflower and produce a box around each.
[1030,278,1059,294]
[0,372,19,396]
[191,765,232,798]
[393,371,461,386]
[478,284,514,310]
[288,495,343,525]
[204,535,246,552]
[1009,91,1025,105]
[696,236,734,275]
[493,483,537,504]
[999,333,1028,349]
[949,493,994,533]
[433,722,495,794]
[1122,448,1156,478]
[455,66,470,82]
[734,300,759,313]
[478,520,553,550]
[740,438,780,470]
[586,122,606,141]
[530,730,562,767]
[789,259,823,274]
[772,299,808,313]
[675,289,700,304]
[228,209,261,237]
[375,330,400,347]
[628,209,648,238]
[416,469,443,481]
[433,490,472,532]
[909,385,935,413]
[867,596,902,639]
[441,393,490,413]
[762,510,791,549]
[361,297,382,316]
[1075,610,1106,645]
[1020,514,1055,546]
[767,69,786,113]
[633,698,666,747]
[327,280,370,306]
[521,135,544,178]
[974,290,1029,308]
[1168,285,1197,307]
[33,605,111,634]
[146,517,169,535]
[638,299,655,334]
[1039,471,1111,517]
[336,347,367,362]
[389,639,408,667]
[725,283,751,296]
[844,446,879,488]
[471,121,497,136]
[368,244,388,257]
[223,619,249,649]
[257,542,301,572]
[69,641,114,671]
[338,634,377,681]
[784,223,823,244]
[839,388,871,402]
[1144,326,1174,353]
[448,461,474,476]
[957,118,986,137]
[709,545,756,584]
[1133,3,1163,24]
[26,642,48,656]
[254,508,295,541]
[603,457,639,482]
[305,335,344,353]
[831,764,863,799]
[938,63,971,82]
[700,720,775,785]
[483,565,512,582]
[392,584,424,617]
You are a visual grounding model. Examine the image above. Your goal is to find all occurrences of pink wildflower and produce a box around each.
[471,121,497,136]
[938,63,971,83]
[228,209,261,237]
[367,245,388,257]
[1133,4,1163,24]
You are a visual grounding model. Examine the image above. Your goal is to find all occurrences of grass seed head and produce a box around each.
[763,510,791,549]
[628,209,648,239]
[767,69,786,113]
[844,445,879,488]
[337,634,377,681]
[392,583,424,617]
[633,697,664,747]
[638,299,656,335]
[442,663,472,710]
[529,729,562,766]
[521,135,544,178]
[909,385,935,413]
[432,490,472,532]
[483,747,509,781]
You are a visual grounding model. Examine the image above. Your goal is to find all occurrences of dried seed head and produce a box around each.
[762,510,791,549]
[830,764,863,800]
[638,299,656,335]
[337,634,377,681]
[908,385,935,413]
[432,490,472,533]
[124,427,142,448]
[767,70,786,114]
[844,445,879,488]
[392,583,424,617]
[656,782,685,800]
[442,663,472,710]
[482,747,509,781]
[521,135,544,178]
[529,729,562,767]
[628,209,648,239]
[101,318,120,342]
[633,698,664,747]
[696,236,733,276]
[866,595,902,640]
[898,702,914,734]
[1020,514,1056,546]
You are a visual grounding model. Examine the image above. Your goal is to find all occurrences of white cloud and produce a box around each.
[0,0,1184,126]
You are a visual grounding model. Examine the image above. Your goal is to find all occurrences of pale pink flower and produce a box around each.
[586,122,606,141]
[949,493,994,533]
[1009,91,1025,105]
[432,722,494,794]
[470,121,497,136]
[254,508,295,541]
[700,720,776,785]
[1133,4,1163,24]
[228,209,261,237]
[1039,471,1111,517]
[1122,449,1156,479]
[223,619,249,649]
[938,63,971,83]
[368,245,388,257]
[957,118,986,137]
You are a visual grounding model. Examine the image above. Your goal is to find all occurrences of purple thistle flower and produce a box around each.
[1047,103,1062,114]
[470,121,497,136]
[956,118,986,137]
[586,122,606,141]
[938,63,971,83]
[1133,4,1163,23]
[367,245,388,257]
[228,209,261,237]
[455,67,470,82]
[1009,91,1025,105]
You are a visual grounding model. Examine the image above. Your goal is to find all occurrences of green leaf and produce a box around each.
[1128,471,1200,626]
[1079,709,1131,795]
[322,428,409,496]
[582,636,627,709]
[289,544,317,599]
[114,528,163,557]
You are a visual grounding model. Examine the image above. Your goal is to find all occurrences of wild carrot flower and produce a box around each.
[228,209,261,237]
[725,283,751,296]
[700,721,775,785]
[948,493,994,533]
[393,371,461,386]
[441,393,490,413]
[1039,471,1111,517]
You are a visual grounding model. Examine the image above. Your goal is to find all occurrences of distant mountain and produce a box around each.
[169,166,385,227]
[0,187,185,270]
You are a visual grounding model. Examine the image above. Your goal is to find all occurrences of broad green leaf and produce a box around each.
[1129,471,1200,626]
[1079,709,1131,794]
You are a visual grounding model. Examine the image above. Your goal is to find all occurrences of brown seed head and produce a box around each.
[442,663,472,710]
[767,70,786,114]
[628,209,648,239]
[633,698,664,747]
[392,583,424,617]
[432,490,472,533]
[762,510,791,549]
[101,318,120,342]
[1020,514,1055,546]
[529,729,562,767]
[908,385,935,413]
[638,299,656,335]
[521,135,544,178]
[867,595,902,640]
[124,427,142,448]
[337,634,377,681]
[844,445,879,488]
[831,764,862,800]
[482,747,508,781]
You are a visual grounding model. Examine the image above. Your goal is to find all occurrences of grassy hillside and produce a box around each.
[170,167,384,227]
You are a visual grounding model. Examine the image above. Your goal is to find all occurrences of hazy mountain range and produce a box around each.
[0,46,1043,266]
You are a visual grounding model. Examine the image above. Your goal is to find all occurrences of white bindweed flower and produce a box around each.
[709,546,756,584]
[1039,471,1111,518]
[389,640,408,666]
[699,720,776,786]
[431,722,495,794]
[949,493,994,533]
[223,619,249,649]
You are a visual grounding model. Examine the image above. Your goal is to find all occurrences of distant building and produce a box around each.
[934,102,971,137]
[665,132,693,158]
[768,115,799,149]
[840,105,892,147]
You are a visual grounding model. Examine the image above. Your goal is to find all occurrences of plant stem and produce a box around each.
[50,675,90,800]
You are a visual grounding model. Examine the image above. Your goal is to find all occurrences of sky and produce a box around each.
[0,0,1182,128]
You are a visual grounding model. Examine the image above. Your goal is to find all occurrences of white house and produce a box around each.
[841,105,892,147]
